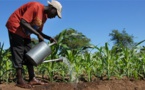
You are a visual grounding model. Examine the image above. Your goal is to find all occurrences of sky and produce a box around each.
[0,0,145,49]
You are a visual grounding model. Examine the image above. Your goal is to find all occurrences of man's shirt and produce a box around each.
[6,2,48,38]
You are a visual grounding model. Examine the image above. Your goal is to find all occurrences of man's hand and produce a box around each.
[37,34,44,42]
[50,37,57,43]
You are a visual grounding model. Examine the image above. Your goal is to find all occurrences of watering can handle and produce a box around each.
[48,42,57,46]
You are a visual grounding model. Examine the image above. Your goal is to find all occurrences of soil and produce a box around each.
[1,79,145,90]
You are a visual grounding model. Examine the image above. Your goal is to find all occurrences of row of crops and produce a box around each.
[1,39,145,83]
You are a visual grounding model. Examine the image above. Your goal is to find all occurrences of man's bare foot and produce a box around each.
[16,78,32,88]
[29,77,46,85]
[16,84,32,89]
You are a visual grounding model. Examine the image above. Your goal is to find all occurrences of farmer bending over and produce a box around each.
[6,0,62,88]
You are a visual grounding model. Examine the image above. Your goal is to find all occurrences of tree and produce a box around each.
[109,29,134,48]
[55,28,91,55]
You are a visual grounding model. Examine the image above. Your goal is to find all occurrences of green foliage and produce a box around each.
[55,28,90,49]
[0,43,14,83]
[1,29,145,83]
[109,29,134,48]
[55,28,91,56]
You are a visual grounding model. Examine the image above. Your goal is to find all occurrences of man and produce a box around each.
[6,0,62,88]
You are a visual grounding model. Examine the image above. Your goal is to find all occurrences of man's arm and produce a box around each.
[38,31,57,43]
[20,19,44,41]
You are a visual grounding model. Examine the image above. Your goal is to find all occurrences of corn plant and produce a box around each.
[0,42,14,83]
[6,38,145,83]
[81,52,97,81]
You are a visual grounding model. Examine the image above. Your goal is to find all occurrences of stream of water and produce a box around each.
[44,57,78,82]
[62,57,78,82]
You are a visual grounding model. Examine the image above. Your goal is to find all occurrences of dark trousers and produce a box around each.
[8,31,35,79]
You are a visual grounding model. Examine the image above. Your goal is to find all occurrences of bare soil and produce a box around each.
[1,79,145,90]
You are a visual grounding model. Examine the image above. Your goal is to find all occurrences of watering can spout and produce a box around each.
[48,42,57,46]
[43,57,64,63]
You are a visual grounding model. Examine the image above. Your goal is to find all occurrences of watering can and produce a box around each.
[26,41,58,66]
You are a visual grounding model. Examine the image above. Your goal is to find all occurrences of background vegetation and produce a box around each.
[1,28,145,83]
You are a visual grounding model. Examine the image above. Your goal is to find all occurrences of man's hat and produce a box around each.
[47,0,62,18]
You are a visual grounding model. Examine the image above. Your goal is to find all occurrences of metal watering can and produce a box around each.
[26,41,62,66]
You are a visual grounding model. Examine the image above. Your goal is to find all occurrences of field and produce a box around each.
[1,38,145,90]
[1,79,145,90]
